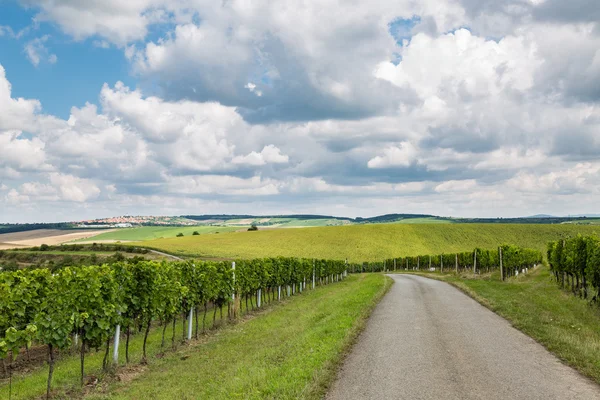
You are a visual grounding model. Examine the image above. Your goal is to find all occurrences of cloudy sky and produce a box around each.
[1,0,599,222]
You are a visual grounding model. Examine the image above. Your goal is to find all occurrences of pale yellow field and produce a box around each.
[0,229,113,250]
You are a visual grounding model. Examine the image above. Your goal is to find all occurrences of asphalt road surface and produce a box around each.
[327,274,600,400]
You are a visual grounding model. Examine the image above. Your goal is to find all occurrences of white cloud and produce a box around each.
[376,28,540,99]
[0,131,49,172]
[21,0,162,46]
[49,173,101,202]
[368,142,418,168]
[24,36,58,67]
[244,82,262,97]
[435,179,478,193]
[232,145,289,166]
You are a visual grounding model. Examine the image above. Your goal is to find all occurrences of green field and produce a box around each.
[393,217,453,224]
[399,267,600,384]
[75,226,241,242]
[135,223,600,261]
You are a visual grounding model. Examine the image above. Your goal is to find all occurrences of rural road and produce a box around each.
[327,274,600,400]
[149,249,183,260]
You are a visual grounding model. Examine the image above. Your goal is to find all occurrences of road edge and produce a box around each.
[309,273,394,400]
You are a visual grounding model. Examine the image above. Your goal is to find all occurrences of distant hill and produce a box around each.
[182,214,354,221]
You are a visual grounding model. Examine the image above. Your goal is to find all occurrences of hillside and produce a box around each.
[136,223,600,261]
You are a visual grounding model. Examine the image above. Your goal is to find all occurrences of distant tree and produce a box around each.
[40,244,49,251]
[176,233,184,237]
[248,224,258,231]
[192,231,200,236]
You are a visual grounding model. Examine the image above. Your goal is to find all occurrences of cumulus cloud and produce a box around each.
[232,145,289,166]
[20,0,164,46]
[368,143,418,169]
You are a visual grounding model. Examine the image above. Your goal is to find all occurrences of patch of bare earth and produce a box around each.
[0,229,115,249]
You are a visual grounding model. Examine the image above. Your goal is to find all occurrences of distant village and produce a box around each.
[77,215,200,228]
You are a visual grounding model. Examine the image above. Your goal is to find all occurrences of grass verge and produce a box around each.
[87,274,391,400]
[393,267,600,384]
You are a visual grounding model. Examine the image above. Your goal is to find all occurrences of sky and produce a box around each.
[0,0,599,223]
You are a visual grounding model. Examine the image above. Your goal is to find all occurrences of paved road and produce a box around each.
[327,274,600,400]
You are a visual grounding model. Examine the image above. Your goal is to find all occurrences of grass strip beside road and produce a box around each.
[89,273,391,400]
[394,267,600,384]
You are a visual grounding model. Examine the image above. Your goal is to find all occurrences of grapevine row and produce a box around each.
[0,257,347,398]
[346,245,543,279]
[547,235,600,301]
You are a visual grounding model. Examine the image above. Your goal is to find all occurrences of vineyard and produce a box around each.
[0,237,594,399]
[547,235,600,302]
[0,257,348,399]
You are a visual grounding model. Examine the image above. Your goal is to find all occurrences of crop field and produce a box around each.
[0,229,113,250]
[393,217,453,224]
[136,223,600,261]
[74,225,241,242]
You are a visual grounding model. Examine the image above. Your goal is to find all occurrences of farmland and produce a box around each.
[0,229,113,250]
[136,223,600,261]
[73,225,241,242]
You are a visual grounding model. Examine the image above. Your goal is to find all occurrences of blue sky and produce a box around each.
[0,0,599,222]
[0,0,134,119]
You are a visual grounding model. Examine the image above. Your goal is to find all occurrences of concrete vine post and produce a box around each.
[440,255,443,273]
[473,250,477,274]
[429,255,431,270]
[187,307,193,340]
[455,254,458,273]
[232,261,238,318]
[499,247,504,281]
[312,259,316,289]
[113,318,120,365]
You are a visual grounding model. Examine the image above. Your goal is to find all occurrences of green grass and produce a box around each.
[397,267,600,384]
[136,223,600,261]
[0,274,390,399]
[73,226,241,242]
